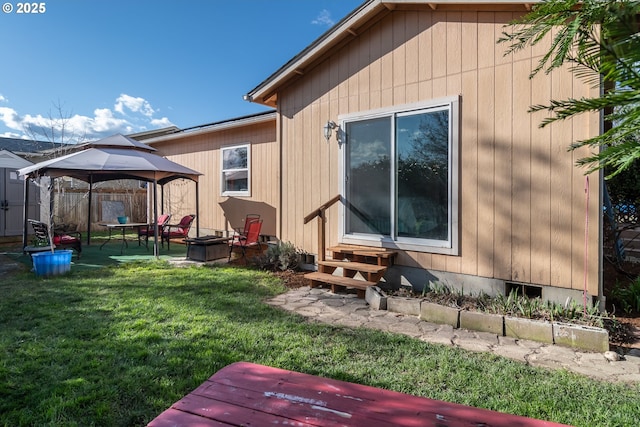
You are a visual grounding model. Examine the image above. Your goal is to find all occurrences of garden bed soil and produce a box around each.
[274,269,312,289]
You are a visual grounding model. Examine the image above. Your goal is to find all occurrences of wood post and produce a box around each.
[318,210,325,262]
[304,194,340,263]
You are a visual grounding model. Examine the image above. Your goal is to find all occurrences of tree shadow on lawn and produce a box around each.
[0,264,281,425]
[2,246,415,421]
[2,260,639,426]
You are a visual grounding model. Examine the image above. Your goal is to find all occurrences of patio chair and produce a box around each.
[161,214,195,249]
[138,213,171,248]
[236,213,260,235]
[26,219,82,258]
[228,218,263,262]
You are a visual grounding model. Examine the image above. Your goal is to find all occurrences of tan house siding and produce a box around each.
[277,8,600,295]
[151,119,279,237]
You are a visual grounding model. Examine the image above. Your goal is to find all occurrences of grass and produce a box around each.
[1,250,640,426]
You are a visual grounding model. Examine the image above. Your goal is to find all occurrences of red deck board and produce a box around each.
[148,362,572,427]
[172,393,315,427]
[147,408,232,426]
[190,380,400,427]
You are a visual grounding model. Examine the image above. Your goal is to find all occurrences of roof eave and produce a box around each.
[144,110,277,145]
[244,0,539,107]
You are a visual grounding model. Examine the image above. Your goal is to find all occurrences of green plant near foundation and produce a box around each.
[484,290,517,315]
[397,281,613,329]
[428,281,449,295]
[422,281,472,309]
[254,241,301,271]
[277,241,301,271]
[610,277,640,314]
[483,292,608,328]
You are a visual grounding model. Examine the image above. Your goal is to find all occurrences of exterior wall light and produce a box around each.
[323,120,337,141]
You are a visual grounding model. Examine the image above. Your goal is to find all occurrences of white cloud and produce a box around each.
[0,94,174,142]
[0,107,21,130]
[0,94,7,103]
[114,94,155,117]
[91,108,129,132]
[312,9,335,27]
[150,117,174,128]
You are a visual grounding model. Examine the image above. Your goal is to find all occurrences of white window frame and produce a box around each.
[220,143,251,197]
[338,96,460,255]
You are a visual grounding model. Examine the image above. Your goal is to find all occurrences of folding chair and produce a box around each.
[228,218,263,262]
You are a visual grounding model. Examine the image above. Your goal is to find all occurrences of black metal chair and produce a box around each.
[27,219,82,258]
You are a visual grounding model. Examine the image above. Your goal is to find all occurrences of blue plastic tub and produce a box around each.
[31,250,73,277]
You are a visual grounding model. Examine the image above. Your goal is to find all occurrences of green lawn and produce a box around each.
[1,258,639,426]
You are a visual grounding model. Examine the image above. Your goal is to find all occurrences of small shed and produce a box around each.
[0,150,38,237]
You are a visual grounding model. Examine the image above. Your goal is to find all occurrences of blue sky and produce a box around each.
[0,0,362,142]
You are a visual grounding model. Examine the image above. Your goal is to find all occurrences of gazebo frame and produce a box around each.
[18,134,202,257]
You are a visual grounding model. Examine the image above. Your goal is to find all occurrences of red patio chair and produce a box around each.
[235,213,260,235]
[228,218,262,262]
[138,213,171,248]
[161,214,195,249]
[27,219,82,258]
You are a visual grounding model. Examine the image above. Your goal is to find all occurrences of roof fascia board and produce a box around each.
[128,126,180,141]
[145,111,277,145]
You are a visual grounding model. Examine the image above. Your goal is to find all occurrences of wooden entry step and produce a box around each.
[317,260,387,283]
[305,272,377,299]
[305,245,397,299]
[328,245,397,266]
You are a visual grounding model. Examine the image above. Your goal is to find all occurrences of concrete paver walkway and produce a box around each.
[268,286,640,383]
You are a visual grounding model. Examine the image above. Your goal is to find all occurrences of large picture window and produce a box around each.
[221,144,250,196]
[341,98,459,254]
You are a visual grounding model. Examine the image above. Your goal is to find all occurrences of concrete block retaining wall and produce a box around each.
[366,287,609,353]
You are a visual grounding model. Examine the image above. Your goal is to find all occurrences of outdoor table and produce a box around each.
[99,222,148,254]
[147,361,569,427]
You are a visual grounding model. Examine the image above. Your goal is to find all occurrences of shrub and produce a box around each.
[253,241,302,272]
[610,277,640,314]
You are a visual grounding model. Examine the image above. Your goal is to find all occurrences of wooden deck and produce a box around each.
[148,361,570,427]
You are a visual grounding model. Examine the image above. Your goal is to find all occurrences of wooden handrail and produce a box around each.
[303,194,341,262]
[304,194,341,224]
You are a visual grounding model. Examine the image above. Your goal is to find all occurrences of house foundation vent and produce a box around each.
[505,282,542,299]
